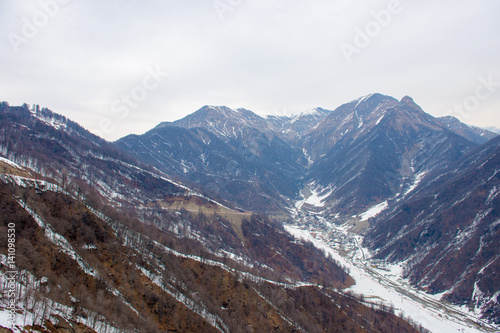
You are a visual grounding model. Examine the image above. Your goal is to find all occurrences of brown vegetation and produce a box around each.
[0,179,424,332]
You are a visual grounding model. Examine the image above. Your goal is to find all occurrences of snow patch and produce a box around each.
[353,94,373,108]
[302,148,313,166]
[0,156,23,170]
[359,201,388,221]
[295,184,333,209]
[0,268,122,333]
[404,171,427,196]
[375,114,385,125]
[288,107,324,117]
[19,202,99,278]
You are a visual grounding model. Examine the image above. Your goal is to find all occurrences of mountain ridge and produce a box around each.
[117,93,496,220]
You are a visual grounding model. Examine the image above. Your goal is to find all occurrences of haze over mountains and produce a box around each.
[1,94,499,332]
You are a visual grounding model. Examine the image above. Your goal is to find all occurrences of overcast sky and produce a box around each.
[1,0,499,140]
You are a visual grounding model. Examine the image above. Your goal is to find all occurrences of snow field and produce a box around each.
[285,225,493,333]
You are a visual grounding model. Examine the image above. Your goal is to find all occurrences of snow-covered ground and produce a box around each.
[404,170,428,196]
[295,183,334,209]
[358,201,388,221]
[0,156,23,170]
[0,263,122,333]
[285,224,498,333]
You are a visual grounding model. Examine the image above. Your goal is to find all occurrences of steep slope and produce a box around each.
[116,95,492,222]
[117,106,304,215]
[300,95,476,220]
[266,107,332,143]
[0,102,188,208]
[299,94,400,163]
[0,103,354,286]
[0,154,422,333]
[364,136,500,324]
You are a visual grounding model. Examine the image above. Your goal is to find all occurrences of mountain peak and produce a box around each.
[154,104,276,142]
[194,105,244,119]
[400,95,416,105]
[202,105,237,113]
[287,107,330,117]
[349,93,395,107]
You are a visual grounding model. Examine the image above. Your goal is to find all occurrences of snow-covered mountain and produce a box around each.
[156,105,278,142]
[117,94,497,221]
[301,94,479,220]
[0,102,188,207]
[299,94,400,163]
[2,102,424,332]
[266,107,332,142]
[117,105,305,215]
[364,135,500,324]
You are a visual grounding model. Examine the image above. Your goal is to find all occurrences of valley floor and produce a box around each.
[285,220,499,333]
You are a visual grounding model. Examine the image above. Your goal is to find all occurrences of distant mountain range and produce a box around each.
[486,126,500,135]
[117,94,496,220]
